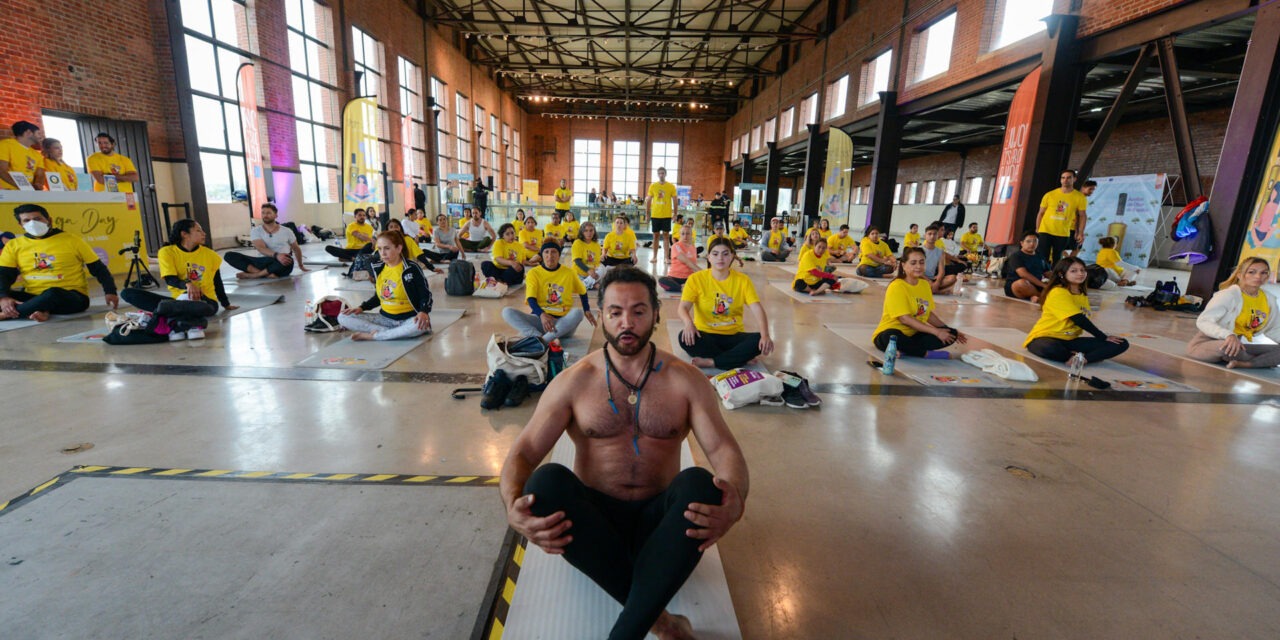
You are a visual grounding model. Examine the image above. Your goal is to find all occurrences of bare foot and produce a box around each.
[29,311,50,322]
[235,271,252,279]
[351,331,375,341]
[651,612,696,640]
[690,357,715,368]
[1226,360,1251,369]
[809,286,828,296]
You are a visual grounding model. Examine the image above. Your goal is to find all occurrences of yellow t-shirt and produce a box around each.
[376,261,413,315]
[402,236,423,261]
[648,181,677,219]
[526,265,586,317]
[875,278,935,337]
[680,269,759,335]
[86,152,137,193]
[554,187,573,211]
[0,139,41,189]
[903,232,921,247]
[1096,247,1123,276]
[0,232,99,295]
[794,249,831,286]
[766,230,784,252]
[602,231,635,259]
[809,226,832,240]
[1024,287,1092,345]
[729,227,750,244]
[827,234,856,256]
[43,158,78,191]
[1038,188,1088,237]
[961,232,984,253]
[564,219,580,241]
[571,239,602,277]
[518,228,545,249]
[158,244,222,301]
[858,238,893,268]
[345,222,374,249]
[1236,291,1270,341]
[489,238,524,269]
[545,222,568,242]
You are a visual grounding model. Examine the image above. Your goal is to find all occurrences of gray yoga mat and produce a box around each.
[664,319,769,376]
[295,308,465,370]
[229,270,320,287]
[768,280,852,303]
[224,293,286,318]
[0,304,111,333]
[824,322,1011,388]
[965,326,1199,392]
[1113,331,1280,388]
[56,328,113,343]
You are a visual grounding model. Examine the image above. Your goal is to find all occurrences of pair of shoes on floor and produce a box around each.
[168,327,206,342]
[480,370,531,410]
[775,370,821,409]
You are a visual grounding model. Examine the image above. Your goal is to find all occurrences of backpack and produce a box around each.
[445,260,476,296]
[282,221,306,244]
[305,295,355,332]
[486,334,549,385]
[102,313,172,345]
[1085,264,1109,290]
[346,252,376,281]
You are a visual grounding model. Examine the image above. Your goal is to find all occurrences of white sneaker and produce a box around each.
[187,327,206,340]
[169,331,188,342]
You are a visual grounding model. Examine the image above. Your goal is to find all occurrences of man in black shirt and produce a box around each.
[1003,232,1050,301]
[707,192,729,231]
[413,183,426,212]
[937,195,965,236]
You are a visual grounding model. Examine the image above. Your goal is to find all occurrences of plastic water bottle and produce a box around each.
[548,340,565,379]
[304,298,315,327]
[882,336,899,376]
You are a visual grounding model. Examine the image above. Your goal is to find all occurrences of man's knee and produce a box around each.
[666,467,720,509]
[524,463,582,516]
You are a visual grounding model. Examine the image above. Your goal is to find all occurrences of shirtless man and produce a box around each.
[501,267,749,640]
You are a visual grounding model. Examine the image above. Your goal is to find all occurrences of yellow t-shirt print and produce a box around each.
[712,292,733,317]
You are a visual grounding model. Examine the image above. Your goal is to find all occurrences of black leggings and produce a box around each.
[480,261,524,285]
[793,277,837,293]
[679,330,761,370]
[460,238,493,252]
[657,276,686,292]
[602,256,635,266]
[525,463,721,640]
[121,288,218,329]
[9,288,90,318]
[873,328,947,357]
[1026,336,1129,364]
[325,244,372,260]
[421,248,458,263]
[223,252,294,277]
[1037,233,1071,266]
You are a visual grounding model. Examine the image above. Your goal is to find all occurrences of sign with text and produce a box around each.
[822,127,852,227]
[1075,174,1166,267]
[342,97,384,214]
[1240,114,1280,271]
[988,67,1041,244]
[0,192,146,274]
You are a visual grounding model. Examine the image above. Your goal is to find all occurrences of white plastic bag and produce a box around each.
[473,278,508,298]
[961,349,1038,382]
[711,368,784,409]
[837,278,869,294]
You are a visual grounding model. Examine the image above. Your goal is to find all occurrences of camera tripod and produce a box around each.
[120,246,158,289]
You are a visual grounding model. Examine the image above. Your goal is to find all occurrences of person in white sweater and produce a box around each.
[1186,256,1280,369]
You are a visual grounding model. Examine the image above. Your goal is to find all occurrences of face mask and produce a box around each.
[23,220,50,237]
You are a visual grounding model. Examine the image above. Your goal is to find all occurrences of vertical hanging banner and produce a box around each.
[987,66,1041,244]
[236,63,268,220]
[821,128,853,226]
[342,97,383,214]
[401,114,414,210]
[1239,118,1280,269]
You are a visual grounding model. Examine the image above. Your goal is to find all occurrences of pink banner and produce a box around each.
[237,64,269,220]
[402,115,414,211]
[987,66,1041,245]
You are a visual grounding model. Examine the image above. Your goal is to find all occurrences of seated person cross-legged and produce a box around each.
[0,203,120,321]
[826,225,858,264]
[519,217,547,262]
[325,208,376,261]
[1186,256,1280,370]
[571,222,606,289]
[728,220,751,250]
[856,227,897,278]
[921,224,966,295]
[482,223,536,286]
[338,231,433,341]
[792,238,842,296]
[601,216,638,267]
[503,242,597,344]
[1003,232,1051,302]
[383,218,441,274]
[460,208,497,252]
[421,213,465,264]
[677,238,774,370]
[120,219,238,340]
[224,203,308,279]
[872,247,967,357]
[1093,236,1141,287]
[501,267,749,640]
[1024,257,1129,366]
[758,217,792,262]
[658,224,700,293]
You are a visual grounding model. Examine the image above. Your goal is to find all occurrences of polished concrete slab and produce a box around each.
[3,245,1280,639]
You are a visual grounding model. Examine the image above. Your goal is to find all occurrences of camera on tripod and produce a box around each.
[119,231,141,256]
[121,230,158,289]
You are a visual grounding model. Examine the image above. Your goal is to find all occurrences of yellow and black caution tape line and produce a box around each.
[475,529,529,640]
[0,466,500,518]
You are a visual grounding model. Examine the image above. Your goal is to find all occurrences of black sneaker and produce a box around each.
[781,384,808,409]
[504,375,531,407]
[480,370,512,410]
[777,370,822,407]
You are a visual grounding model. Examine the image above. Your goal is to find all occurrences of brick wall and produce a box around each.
[1077,0,1191,37]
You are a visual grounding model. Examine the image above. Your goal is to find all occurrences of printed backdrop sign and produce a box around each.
[1240,115,1280,270]
[1075,174,1166,267]
[988,66,1041,244]
[401,115,414,210]
[236,64,268,221]
[342,97,383,214]
[677,185,692,210]
[823,128,853,227]
[0,192,146,275]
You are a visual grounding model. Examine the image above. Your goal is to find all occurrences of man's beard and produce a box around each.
[603,323,655,357]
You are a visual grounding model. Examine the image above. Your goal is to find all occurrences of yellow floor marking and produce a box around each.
[502,577,516,603]
[447,476,478,483]
[239,471,273,478]
[487,618,504,640]
[363,474,396,482]
[513,544,525,567]
[283,473,316,480]
[404,475,438,483]
[324,473,357,480]
[113,467,151,475]
[484,477,501,484]
[75,466,109,473]
[0,501,8,511]
[30,478,59,495]
[153,469,191,476]
[197,469,233,477]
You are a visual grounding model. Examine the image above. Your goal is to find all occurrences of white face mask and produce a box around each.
[22,220,50,237]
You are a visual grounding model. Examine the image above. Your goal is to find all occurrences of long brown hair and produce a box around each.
[376,229,407,257]
[704,236,737,269]
[1040,257,1088,305]
[1220,256,1271,290]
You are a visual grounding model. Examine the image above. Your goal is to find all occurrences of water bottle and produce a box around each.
[304,298,315,327]
[882,336,899,376]
[548,340,565,379]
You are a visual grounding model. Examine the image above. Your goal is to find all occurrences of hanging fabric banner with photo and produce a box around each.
[401,114,414,210]
[987,66,1041,245]
[1074,174,1166,266]
[342,97,383,214]
[822,127,853,227]
[236,63,268,220]
[1239,117,1280,270]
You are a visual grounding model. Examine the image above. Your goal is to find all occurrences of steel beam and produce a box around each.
[1079,0,1259,62]
[739,153,754,212]
[764,142,782,221]
[866,91,904,233]
[1078,43,1156,181]
[1157,37,1204,201]
[800,124,825,226]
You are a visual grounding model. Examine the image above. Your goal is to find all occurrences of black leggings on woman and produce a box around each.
[480,261,524,285]
[602,255,635,267]
[525,463,721,640]
[793,277,837,293]
[121,289,218,329]
[680,331,762,370]
[873,328,947,357]
[1026,336,1129,363]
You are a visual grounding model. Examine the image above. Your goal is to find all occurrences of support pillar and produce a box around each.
[800,124,824,228]
[1190,1,1280,294]
[739,153,754,213]
[1012,14,1085,235]
[866,91,904,233]
[763,142,782,225]
[1157,37,1204,201]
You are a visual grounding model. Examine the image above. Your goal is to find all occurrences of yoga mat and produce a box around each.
[0,304,114,333]
[664,320,769,376]
[334,281,375,293]
[964,326,1199,392]
[228,270,320,287]
[56,328,112,343]
[770,262,879,284]
[502,437,742,640]
[1113,331,1280,388]
[223,293,285,319]
[294,308,465,370]
[824,322,1011,388]
[768,280,852,304]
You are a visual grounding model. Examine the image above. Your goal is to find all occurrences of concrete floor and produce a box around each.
[2,243,1279,639]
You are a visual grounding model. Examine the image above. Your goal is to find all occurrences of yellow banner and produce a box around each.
[821,128,853,227]
[342,97,383,214]
[522,179,540,205]
[1240,121,1280,271]
[0,193,146,275]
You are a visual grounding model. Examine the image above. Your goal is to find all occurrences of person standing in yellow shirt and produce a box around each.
[1023,257,1128,367]
[503,242,597,343]
[872,247,966,357]
[677,237,773,370]
[645,167,678,263]
[1034,169,1088,265]
[86,132,140,193]
[0,204,119,321]
[39,138,78,191]
[0,121,45,190]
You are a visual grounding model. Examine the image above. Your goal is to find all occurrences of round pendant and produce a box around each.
[627,393,638,405]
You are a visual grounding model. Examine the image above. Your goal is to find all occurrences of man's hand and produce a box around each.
[508,494,573,554]
[105,294,119,310]
[276,252,293,266]
[684,476,744,552]
[540,313,557,334]
[0,296,17,318]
